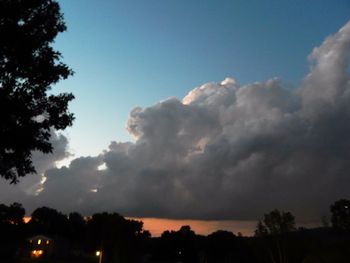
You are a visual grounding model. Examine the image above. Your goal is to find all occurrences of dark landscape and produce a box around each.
[0,200,350,263]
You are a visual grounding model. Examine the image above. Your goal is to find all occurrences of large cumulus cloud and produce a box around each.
[16,21,350,221]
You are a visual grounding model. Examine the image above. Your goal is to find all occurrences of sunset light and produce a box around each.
[1,0,349,262]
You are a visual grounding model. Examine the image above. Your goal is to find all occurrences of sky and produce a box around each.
[53,0,350,157]
[2,0,350,236]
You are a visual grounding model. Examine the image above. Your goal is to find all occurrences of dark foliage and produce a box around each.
[331,199,350,231]
[0,202,25,225]
[0,203,26,262]
[205,230,238,263]
[28,206,69,237]
[255,209,296,237]
[254,210,297,263]
[154,225,200,263]
[1,202,350,263]
[0,0,74,183]
[67,212,86,244]
[86,212,147,263]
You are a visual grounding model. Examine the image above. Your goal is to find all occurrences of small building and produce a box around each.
[28,235,53,258]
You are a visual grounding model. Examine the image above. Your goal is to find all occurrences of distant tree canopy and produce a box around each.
[0,0,74,183]
[0,202,25,225]
[1,201,350,263]
[29,206,69,236]
[255,209,296,237]
[331,199,350,231]
[86,212,148,263]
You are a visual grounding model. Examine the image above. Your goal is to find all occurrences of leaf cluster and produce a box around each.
[0,0,74,183]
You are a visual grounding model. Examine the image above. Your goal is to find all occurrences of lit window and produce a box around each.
[46,240,49,245]
[38,239,41,245]
[31,250,43,257]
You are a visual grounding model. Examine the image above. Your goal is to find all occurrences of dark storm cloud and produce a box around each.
[8,21,350,221]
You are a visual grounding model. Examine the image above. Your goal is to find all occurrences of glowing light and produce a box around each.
[55,156,74,168]
[46,240,50,245]
[31,250,43,257]
[37,239,41,245]
[97,163,107,171]
[35,175,47,195]
[96,250,103,263]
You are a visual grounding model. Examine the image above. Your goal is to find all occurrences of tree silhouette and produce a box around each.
[255,209,296,263]
[86,212,146,263]
[0,202,26,261]
[255,209,296,236]
[206,230,238,263]
[0,202,25,225]
[67,212,86,244]
[331,199,350,231]
[29,206,69,236]
[0,0,74,183]
[158,225,199,263]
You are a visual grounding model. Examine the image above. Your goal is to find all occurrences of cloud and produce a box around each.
[8,21,350,222]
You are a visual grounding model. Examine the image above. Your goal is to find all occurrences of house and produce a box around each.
[28,235,53,258]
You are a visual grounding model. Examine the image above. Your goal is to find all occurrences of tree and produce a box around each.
[0,0,74,183]
[68,212,86,243]
[0,203,26,261]
[86,212,147,263]
[255,209,296,237]
[255,210,296,263]
[206,231,238,263]
[29,206,69,236]
[158,226,199,263]
[0,202,25,225]
[331,199,350,231]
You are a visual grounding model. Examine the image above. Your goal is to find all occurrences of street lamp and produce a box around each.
[96,250,102,263]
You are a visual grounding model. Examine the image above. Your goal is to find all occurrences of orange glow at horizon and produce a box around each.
[23,215,255,236]
[129,217,256,237]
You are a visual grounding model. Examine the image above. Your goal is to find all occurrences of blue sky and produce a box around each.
[54,0,350,158]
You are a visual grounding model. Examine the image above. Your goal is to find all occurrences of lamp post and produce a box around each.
[96,250,103,263]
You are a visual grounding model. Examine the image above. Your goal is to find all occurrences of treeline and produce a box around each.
[0,199,350,263]
[0,204,149,263]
